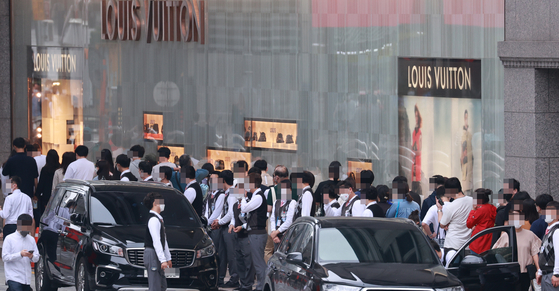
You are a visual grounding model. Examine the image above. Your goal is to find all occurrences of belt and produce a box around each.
[541,270,555,275]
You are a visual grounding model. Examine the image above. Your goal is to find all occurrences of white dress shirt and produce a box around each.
[34,155,47,182]
[148,211,172,263]
[325,195,362,217]
[361,201,378,217]
[241,188,263,214]
[206,190,226,226]
[130,159,142,180]
[143,176,154,181]
[2,231,40,285]
[64,158,95,181]
[300,186,314,217]
[0,189,34,224]
[218,189,235,226]
[269,199,297,233]
[324,199,341,217]
[120,169,132,181]
[184,180,197,203]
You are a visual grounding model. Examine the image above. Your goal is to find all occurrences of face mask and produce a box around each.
[20,231,29,237]
[545,217,554,224]
[512,221,522,229]
[340,194,349,202]
[159,204,166,212]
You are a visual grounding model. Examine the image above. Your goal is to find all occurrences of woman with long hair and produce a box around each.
[94,160,113,180]
[35,149,60,217]
[100,148,119,179]
[412,104,422,195]
[52,152,76,192]
[385,179,420,218]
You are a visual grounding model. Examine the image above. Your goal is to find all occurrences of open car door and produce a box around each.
[446,226,520,291]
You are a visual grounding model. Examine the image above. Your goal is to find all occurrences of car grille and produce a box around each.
[127,249,195,268]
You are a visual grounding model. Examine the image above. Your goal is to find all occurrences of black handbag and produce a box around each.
[526,264,537,280]
[244,131,251,141]
[276,133,284,143]
[253,132,258,141]
[286,135,294,144]
[258,132,267,142]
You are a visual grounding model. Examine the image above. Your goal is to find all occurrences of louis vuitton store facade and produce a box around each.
[9,0,506,195]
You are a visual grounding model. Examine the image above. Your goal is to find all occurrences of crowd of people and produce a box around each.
[1,137,559,291]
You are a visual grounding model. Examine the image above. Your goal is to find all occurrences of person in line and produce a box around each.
[152,147,178,182]
[533,194,554,240]
[421,175,445,221]
[139,161,155,182]
[523,198,542,229]
[34,149,60,220]
[361,187,385,217]
[292,170,315,220]
[376,184,392,215]
[264,165,289,262]
[204,171,226,281]
[159,166,173,187]
[495,178,520,227]
[270,179,298,246]
[408,210,421,227]
[439,177,473,266]
[182,165,204,217]
[467,188,496,255]
[386,179,420,218]
[93,160,113,180]
[100,148,119,179]
[323,184,341,217]
[537,201,559,290]
[116,154,137,181]
[314,161,342,216]
[64,145,95,181]
[143,192,172,291]
[326,178,363,217]
[0,176,34,237]
[254,159,273,187]
[421,186,449,247]
[2,137,39,198]
[211,170,239,288]
[51,152,76,192]
[241,172,268,291]
[171,155,193,192]
[0,150,16,197]
[31,143,46,183]
[354,170,374,198]
[494,208,541,291]
[129,144,145,180]
[2,214,39,291]
[228,188,254,291]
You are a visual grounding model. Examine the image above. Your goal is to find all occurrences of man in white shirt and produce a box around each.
[139,161,155,182]
[2,214,39,291]
[323,184,341,217]
[64,146,95,181]
[325,179,364,217]
[270,179,297,245]
[32,143,47,182]
[537,201,559,289]
[0,176,34,238]
[116,154,138,181]
[143,192,172,291]
[361,188,385,217]
[152,147,178,182]
[129,145,145,180]
[439,177,473,266]
[422,187,450,243]
[292,171,315,220]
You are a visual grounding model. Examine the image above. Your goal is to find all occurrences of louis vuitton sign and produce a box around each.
[101,0,205,44]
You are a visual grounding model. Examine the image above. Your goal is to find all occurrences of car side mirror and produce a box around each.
[460,255,486,269]
[70,213,83,225]
[286,252,305,266]
[200,216,208,227]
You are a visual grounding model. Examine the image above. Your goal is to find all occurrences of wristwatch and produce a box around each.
[554,274,559,278]
[437,209,443,213]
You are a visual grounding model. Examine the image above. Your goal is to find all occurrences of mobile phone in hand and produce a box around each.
[29,250,34,254]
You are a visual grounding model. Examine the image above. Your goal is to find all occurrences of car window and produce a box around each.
[448,228,513,268]
[56,190,85,220]
[41,188,67,230]
[90,190,199,227]
[289,224,313,265]
[318,225,439,264]
[278,226,298,254]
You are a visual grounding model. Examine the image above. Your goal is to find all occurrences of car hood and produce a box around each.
[94,225,207,249]
[319,262,461,288]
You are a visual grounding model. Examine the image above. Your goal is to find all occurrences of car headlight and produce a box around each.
[322,284,362,291]
[196,244,215,259]
[92,241,124,257]
[436,287,465,291]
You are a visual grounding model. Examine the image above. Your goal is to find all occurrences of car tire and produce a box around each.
[76,257,94,291]
[35,254,58,291]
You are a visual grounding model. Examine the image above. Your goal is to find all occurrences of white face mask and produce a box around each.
[159,204,166,212]
[545,217,554,224]
[512,221,522,229]
[340,194,349,202]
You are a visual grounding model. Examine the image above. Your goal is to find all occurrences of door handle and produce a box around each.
[286,271,292,276]
[271,265,278,271]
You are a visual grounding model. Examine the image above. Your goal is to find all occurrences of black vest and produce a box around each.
[274,199,293,232]
[331,201,341,209]
[367,203,385,218]
[121,172,138,181]
[341,196,359,217]
[293,188,315,220]
[540,224,559,272]
[221,192,230,220]
[187,182,204,218]
[232,200,248,238]
[247,190,267,234]
[206,190,224,219]
[144,213,166,250]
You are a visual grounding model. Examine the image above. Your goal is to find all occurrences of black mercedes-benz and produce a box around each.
[35,180,218,291]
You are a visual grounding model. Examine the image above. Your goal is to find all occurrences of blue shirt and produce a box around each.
[531,215,547,240]
[385,199,420,218]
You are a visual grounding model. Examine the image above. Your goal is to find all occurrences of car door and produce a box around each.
[285,223,315,291]
[271,227,295,291]
[446,226,520,291]
[39,187,67,280]
[56,187,88,281]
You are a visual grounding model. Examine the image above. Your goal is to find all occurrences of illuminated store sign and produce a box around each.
[29,47,83,80]
[101,0,205,44]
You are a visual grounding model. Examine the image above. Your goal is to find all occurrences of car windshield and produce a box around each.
[90,191,200,228]
[318,225,439,264]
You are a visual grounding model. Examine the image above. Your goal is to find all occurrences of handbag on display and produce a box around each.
[258,132,267,142]
[276,133,284,143]
[286,135,294,144]
[253,132,258,141]
[245,131,251,141]
[153,124,159,134]
[144,124,150,133]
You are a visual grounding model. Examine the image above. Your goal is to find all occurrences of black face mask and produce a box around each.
[20,231,29,237]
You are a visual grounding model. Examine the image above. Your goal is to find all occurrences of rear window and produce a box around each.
[318,225,439,264]
[90,190,199,228]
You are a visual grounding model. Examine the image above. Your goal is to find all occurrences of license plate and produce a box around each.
[143,268,180,278]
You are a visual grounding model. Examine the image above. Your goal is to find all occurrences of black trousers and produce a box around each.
[3,224,17,238]
[519,272,530,291]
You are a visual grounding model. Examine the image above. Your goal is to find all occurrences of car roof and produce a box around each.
[295,216,418,229]
[60,179,182,194]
